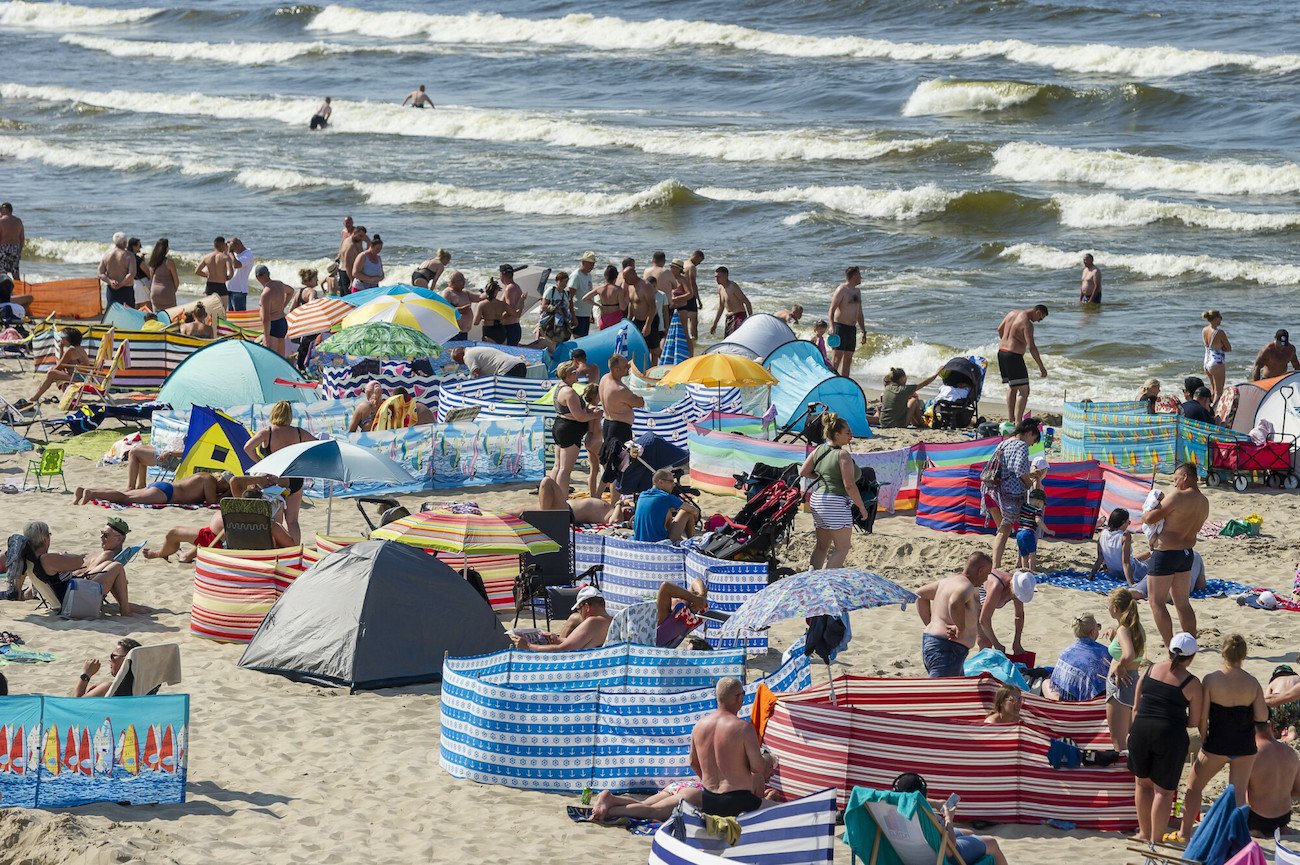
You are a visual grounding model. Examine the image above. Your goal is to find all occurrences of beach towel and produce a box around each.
[565,806,659,835]
[0,644,55,664]
[1035,568,1251,598]
[90,500,216,511]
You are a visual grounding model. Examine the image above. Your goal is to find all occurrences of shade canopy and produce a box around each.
[720,568,915,636]
[319,321,442,360]
[285,297,353,339]
[657,353,778,388]
[371,509,559,556]
[158,340,318,409]
[341,283,453,308]
[247,438,414,484]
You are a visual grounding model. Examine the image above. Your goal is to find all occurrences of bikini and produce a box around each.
[481,308,507,344]
[264,425,313,494]
[598,296,624,329]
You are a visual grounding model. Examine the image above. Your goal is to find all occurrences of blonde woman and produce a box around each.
[550,361,602,493]
[1176,634,1267,842]
[984,685,1022,724]
[799,412,868,569]
[1104,586,1145,751]
[243,401,314,543]
[1201,310,1231,404]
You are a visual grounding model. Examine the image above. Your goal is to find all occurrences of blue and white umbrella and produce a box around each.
[719,569,915,636]
[660,310,690,366]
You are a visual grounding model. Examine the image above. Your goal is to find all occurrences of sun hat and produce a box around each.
[1170,632,1199,658]
[575,585,603,606]
[105,516,130,535]
[1011,570,1036,604]
[580,251,597,263]
[670,258,684,269]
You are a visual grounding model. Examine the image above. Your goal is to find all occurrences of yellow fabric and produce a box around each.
[656,353,777,388]
[174,410,251,480]
[371,395,417,431]
[702,815,742,846]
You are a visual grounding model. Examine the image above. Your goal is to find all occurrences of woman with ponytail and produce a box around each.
[1201,310,1231,404]
[798,412,869,569]
[1104,586,1146,750]
[1176,633,1266,841]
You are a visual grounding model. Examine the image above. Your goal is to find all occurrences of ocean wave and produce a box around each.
[306,4,1300,78]
[992,142,1300,196]
[697,184,960,220]
[0,83,941,163]
[902,79,1061,115]
[60,34,347,64]
[1000,242,1300,286]
[0,136,174,172]
[1052,193,1300,231]
[0,0,159,28]
[23,236,114,264]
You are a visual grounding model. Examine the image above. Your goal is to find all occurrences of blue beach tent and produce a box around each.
[764,340,872,437]
[550,320,650,375]
[159,340,319,409]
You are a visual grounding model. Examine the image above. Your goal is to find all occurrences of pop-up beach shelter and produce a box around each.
[764,340,872,437]
[173,406,253,479]
[158,340,318,409]
[238,540,508,690]
[550,320,650,374]
[1230,372,1300,436]
[706,313,796,361]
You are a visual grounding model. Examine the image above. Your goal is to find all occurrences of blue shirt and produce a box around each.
[632,488,683,543]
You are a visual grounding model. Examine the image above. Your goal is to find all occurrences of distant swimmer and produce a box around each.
[1080,253,1102,304]
[310,96,331,130]
[401,85,434,109]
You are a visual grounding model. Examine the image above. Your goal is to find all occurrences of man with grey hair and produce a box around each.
[690,676,766,817]
[254,265,293,356]
[98,232,137,309]
[16,520,133,614]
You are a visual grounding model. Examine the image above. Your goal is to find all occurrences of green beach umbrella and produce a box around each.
[318,321,442,360]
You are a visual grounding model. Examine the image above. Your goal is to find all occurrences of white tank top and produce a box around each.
[1098,528,1127,572]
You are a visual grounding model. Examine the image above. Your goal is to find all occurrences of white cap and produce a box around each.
[1258,591,1279,610]
[1170,632,1200,657]
[1011,570,1037,604]
[575,585,603,606]
[1031,455,1049,473]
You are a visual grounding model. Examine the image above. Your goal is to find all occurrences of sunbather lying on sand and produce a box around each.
[76,471,231,507]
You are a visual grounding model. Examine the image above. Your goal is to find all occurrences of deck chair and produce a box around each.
[24,446,67,491]
[59,338,128,411]
[220,496,276,550]
[0,312,55,372]
[843,787,995,865]
[105,643,182,696]
[1131,785,1251,865]
[513,508,598,629]
[652,787,838,865]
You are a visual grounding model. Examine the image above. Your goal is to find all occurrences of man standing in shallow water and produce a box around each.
[0,202,25,279]
[828,266,866,377]
[1080,253,1102,304]
[996,303,1048,421]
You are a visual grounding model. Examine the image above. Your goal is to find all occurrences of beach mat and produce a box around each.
[90,500,217,511]
[1036,568,1251,598]
[565,806,659,836]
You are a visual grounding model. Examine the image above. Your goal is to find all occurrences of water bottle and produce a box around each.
[1045,426,1056,450]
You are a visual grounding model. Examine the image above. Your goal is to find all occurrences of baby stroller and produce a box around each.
[616,432,690,496]
[931,356,984,430]
[701,464,804,574]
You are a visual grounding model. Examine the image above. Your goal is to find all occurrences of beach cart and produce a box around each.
[1206,435,1298,491]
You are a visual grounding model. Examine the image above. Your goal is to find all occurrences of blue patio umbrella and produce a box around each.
[660,310,690,366]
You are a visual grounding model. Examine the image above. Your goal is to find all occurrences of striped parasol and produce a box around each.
[341,293,460,343]
[660,310,690,366]
[286,297,354,339]
[371,509,560,555]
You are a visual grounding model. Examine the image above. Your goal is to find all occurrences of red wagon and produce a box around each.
[1207,436,1298,491]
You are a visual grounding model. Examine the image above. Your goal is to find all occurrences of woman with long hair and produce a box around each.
[243,401,314,543]
[1104,586,1146,751]
[147,238,179,311]
[799,412,869,569]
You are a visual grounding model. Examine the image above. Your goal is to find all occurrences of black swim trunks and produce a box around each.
[998,350,1029,387]
[700,789,763,818]
[683,295,699,313]
[482,323,507,344]
[1248,809,1291,836]
[107,284,136,308]
[268,317,288,339]
[552,416,587,449]
[632,316,662,351]
[204,280,229,297]
[599,420,634,484]
[504,322,522,346]
[833,322,857,353]
[1148,548,1195,577]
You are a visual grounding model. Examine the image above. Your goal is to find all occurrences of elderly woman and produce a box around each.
[1042,613,1112,702]
[244,400,315,543]
[18,520,132,615]
[550,361,602,493]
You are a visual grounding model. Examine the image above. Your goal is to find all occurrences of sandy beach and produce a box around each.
[1,387,1298,865]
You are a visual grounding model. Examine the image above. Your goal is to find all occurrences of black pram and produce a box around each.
[932,356,984,430]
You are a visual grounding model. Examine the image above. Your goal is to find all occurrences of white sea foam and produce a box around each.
[1000,242,1300,286]
[902,80,1048,116]
[23,236,113,263]
[59,34,348,65]
[992,142,1300,196]
[307,4,1300,78]
[697,184,958,220]
[0,136,174,172]
[0,83,939,163]
[1052,193,1300,231]
[0,0,159,28]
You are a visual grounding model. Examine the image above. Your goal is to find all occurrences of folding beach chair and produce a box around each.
[220,496,276,550]
[843,787,995,865]
[0,311,55,372]
[24,445,67,491]
[59,338,128,411]
[105,643,182,696]
[1129,785,1251,865]
[651,787,838,865]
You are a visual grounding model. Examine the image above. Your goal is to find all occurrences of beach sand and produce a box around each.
[1,406,1298,864]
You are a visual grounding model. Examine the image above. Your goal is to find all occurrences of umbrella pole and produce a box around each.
[740,632,748,685]
[826,660,837,706]
[326,479,334,535]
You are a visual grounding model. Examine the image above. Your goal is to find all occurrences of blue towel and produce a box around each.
[1035,568,1250,599]
[1184,786,1252,865]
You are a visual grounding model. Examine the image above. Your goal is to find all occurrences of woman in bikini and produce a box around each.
[243,400,315,543]
[582,264,626,330]
[1201,309,1231,406]
[473,280,509,344]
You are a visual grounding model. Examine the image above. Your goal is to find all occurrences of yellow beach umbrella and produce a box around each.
[341,292,459,343]
[655,353,778,388]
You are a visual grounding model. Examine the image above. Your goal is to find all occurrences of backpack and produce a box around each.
[980,441,1005,486]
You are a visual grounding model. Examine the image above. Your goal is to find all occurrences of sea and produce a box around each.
[2,0,1298,404]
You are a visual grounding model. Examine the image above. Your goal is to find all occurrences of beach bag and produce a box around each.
[979,442,1005,486]
[1047,737,1083,769]
[60,579,104,620]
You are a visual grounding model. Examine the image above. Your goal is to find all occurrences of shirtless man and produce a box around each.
[401,84,434,108]
[915,552,989,678]
[629,264,661,362]
[681,250,704,346]
[339,215,354,243]
[710,266,752,338]
[1267,666,1300,741]
[828,266,865,376]
[976,569,1035,655]
[254,265,294,356]
[776,304,803,325]
[1141,462,1209,649]
[584,264,626,330]
[337,225,366,284]
[497,264,524,346]
[76,471,230,507]
[689,677,767,817]
[598,354,645,495]
[1080,254,1102,304]
[644,251,671,313]
[996,304,1049,422]
[309,96,331,130]
[412,248,451,288]
[1246,720,1300,836]
[0,202,25,279]
[512,586,611,651]
[195,236,234,310]
[99,232,137,310]
[1251,329,1300,381]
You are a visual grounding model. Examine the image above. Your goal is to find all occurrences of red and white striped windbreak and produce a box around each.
[286,298,353,339]
[762,673,1136,831]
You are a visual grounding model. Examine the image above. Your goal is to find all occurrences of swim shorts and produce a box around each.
[949,834,987,865]
[107,284,136,309]
[833,322,858,353]
[504,323,522,346]
[998,350,1029,387]
[0,243,20,278]
[1248,809,1291,836]
[700,789,763,818]
[268,317,288,339]
[724,311,748,337]
[1147,548,1195,576]
[204,280,229,297]
[922,633,969,678]
[1016,528,1038,556]
[552,417,587,449]
[148,481,175,504]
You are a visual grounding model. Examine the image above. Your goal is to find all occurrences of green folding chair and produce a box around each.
[25,446,67,492]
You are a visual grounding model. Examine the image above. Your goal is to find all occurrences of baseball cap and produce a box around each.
[498,263,515,276]
[105,516,130,535]
[580,251,597,264]
[575,585,603,606]
[1031,455,1049,473]
[1271,664,1296,682]
[1011,570,1036,603]
[1170,632,1199,657]
[1257,590,1280,610]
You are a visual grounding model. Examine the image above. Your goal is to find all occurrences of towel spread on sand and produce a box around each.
[1035,568,1251,599]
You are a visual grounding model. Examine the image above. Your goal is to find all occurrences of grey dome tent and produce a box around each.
[238,540,508,690]
[706,313,796,361]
